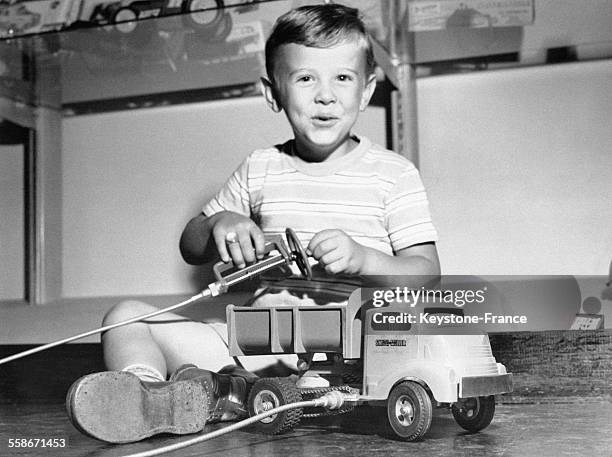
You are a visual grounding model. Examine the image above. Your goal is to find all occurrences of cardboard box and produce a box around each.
[400,0,535,63]
[407,0,534,32]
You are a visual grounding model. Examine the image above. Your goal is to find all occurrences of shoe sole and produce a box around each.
[66,371,207,443]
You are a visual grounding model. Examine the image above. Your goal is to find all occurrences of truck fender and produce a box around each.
[369,362,459,404]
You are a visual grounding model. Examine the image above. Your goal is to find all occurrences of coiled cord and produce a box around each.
[122,391,359,457]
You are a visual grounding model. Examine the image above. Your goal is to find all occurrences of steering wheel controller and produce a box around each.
[210,228,312,295]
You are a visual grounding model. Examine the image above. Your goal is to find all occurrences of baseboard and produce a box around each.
[490,330,612,402]
[0,344,105,403]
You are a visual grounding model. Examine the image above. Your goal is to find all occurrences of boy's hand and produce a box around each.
[307,229,367,276]
[211,212,265,268]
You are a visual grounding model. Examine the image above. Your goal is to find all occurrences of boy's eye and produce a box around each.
[337,74,354,82]
[297,75,313,83]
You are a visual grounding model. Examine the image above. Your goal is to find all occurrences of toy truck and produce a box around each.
[226,289,513,440]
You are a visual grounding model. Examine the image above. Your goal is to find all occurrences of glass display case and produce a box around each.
[2,0,611,132]
[1,0,611,304]
[0,0,283,113]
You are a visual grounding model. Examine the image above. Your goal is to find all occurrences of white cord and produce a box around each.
[121,399,321,457]
[122,391,358,457]
[0,290,211,366]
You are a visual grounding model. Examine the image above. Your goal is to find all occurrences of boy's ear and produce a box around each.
[359,74,377,112]
[260,77,282,113]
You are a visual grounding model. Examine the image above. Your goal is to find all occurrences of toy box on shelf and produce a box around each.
[378,0,535,64]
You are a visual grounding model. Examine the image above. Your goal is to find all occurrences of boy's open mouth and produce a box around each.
[312,115,339,126]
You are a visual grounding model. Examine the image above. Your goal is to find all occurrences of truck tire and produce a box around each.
[182,0,227,37]
[110,6,155,46]
[386,381,432,441]
[452,395,495,432]
[112,6,139,34]
[248,377,303,435]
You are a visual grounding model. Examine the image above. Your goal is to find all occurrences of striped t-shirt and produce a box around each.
[203,135,438,305]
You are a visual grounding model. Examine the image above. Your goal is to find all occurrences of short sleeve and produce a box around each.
[202,156,252,217]
[384,165,438,252]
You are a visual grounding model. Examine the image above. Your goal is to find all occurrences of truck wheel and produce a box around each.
[452,395,495,432]
[182,0,224,33]
[386,381,432,441]
[248,377,303,435]
[112,7,139,34]
[111,6,155,46]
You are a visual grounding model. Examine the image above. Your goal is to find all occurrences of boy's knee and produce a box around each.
[103,300,158,326]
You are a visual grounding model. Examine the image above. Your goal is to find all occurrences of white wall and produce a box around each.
[0,145,24,300]
[417,59,612,276]
[61,97,387,297]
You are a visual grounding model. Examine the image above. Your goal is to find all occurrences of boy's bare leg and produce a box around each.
[102,300,236,378]
[101,299,298,377]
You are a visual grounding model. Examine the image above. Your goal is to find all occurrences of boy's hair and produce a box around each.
[265,4,376,82]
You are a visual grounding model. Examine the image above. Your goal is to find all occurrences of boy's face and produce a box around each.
[262,41,376,161]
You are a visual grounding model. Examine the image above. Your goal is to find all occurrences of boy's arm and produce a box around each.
[307,229,440,288]
[360,242,440,288]
[179,211,265,267]
[179,213,217,265]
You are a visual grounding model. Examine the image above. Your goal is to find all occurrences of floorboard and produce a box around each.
[1,400,611,456]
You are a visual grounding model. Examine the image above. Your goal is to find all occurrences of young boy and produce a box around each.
[67,4,440,443]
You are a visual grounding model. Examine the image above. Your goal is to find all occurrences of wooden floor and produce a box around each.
[1,399,611,457]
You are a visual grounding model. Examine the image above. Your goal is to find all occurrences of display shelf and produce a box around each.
[370,0,612,68]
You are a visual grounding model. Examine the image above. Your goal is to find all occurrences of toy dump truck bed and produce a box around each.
[227,303,362,359]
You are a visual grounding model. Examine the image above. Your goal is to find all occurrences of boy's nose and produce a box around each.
[314,83,336,105]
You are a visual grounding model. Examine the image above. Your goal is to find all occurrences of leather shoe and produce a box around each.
[66,371,207,443]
